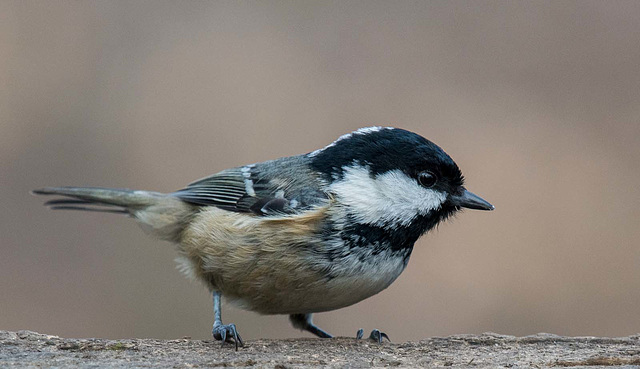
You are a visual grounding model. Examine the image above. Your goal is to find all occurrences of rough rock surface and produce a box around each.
[1,330,640,368]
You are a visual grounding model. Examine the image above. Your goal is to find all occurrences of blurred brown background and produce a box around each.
[2,1,640,341]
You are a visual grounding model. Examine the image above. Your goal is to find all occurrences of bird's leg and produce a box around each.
[356,328,390,343]
[211,291,243,350]
[289,313,333,338]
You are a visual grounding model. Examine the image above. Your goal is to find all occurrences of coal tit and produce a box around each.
[34,126,493,348]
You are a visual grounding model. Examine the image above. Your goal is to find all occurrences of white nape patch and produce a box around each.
[240,165,256,196]
[330,165,446,227]
[308,126,394,157]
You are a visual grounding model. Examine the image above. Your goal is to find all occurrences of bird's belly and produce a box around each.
[177,248,407,314]
[177,207,409,314]
[241,251,406,314]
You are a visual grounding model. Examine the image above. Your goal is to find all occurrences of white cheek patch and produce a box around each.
[329,165,447,227]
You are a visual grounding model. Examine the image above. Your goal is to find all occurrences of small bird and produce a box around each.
[34,127,493,349]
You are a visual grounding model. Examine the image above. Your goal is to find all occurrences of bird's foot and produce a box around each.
[356,328,390,343]
[212,322,244,350]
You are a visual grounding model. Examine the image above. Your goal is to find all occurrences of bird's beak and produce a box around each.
[449,189,494,211]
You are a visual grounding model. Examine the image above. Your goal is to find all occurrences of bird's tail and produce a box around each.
[33,187,194,242]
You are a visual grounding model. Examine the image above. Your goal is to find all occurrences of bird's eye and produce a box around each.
[418,171,437,188]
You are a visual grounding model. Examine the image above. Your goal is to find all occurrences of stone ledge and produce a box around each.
[1,330,639,368]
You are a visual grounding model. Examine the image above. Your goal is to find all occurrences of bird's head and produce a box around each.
[309,127,493,235]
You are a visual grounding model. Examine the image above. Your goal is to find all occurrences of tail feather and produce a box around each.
[33,186,193,242]
[44,199,100,206]
[33,187,160,208]
[42,198,127,213]
[49,205,129,214]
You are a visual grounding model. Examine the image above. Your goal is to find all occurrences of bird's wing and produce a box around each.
[172,157,329,216]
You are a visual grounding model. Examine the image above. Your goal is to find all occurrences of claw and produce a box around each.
[369,329,390,343]
[218,328,227,347]
[356,328,390,343]
[212,323,244,350]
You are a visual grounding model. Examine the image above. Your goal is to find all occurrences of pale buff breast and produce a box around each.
[177,205,407,314]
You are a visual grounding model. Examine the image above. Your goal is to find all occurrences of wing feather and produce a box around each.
[172,158,329,216]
